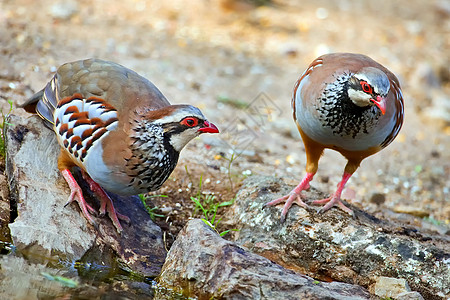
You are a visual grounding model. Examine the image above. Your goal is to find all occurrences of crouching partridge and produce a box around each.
[23,59,219,232]
[265,53,404,220]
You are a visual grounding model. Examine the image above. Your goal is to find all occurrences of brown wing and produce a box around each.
[380,77,404,148]
[291,56,324,123]
[22,59,171,127]
[56,59,171,114]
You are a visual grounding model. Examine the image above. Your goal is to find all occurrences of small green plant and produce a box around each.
[185,159,240,236]
[423,216,444,226]
[139,194,167,221]
[0,99,13,158]
[216,95,249,110]
[191,195,235,237]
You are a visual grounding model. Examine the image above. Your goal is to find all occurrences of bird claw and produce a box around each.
[61,169,127,233]
[117,213,131,224]
[265,191,308,222]
[264,194,290,208]
[82,173,129,233]
[314,196,353,215]
[64,189,97,226]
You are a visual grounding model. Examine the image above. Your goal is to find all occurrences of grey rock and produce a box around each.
[5,115,166,276]
[6,115,95,259]
[397,291,425,300]
[230,176,450,300]
[49,0,79,19]
[157,219,370,300]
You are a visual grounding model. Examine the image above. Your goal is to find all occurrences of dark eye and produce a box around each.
[360,81,373,94]
[182,117,198,127]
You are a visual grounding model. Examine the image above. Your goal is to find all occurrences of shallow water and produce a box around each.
[0,241,191,300]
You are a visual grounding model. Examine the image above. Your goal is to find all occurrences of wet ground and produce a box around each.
[0,0,449,298]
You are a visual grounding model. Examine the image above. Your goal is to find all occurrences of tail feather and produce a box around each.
[21,77,58,128]
[22,89,43,113]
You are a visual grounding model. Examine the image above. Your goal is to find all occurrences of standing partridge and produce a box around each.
[265,53,404,220]
[23,58,219,232]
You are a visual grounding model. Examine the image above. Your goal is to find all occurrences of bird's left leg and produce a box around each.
[81,171,131,233]
[312,172,353,214]
[265,130,325,222]
[264,172,315,222]
[312,158,362,215]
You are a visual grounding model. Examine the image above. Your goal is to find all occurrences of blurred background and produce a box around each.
[0,0,449,244]
[0,0,449,298]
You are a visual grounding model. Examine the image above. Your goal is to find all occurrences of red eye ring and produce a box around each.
[182,117,198,127]
[360,81,373,94]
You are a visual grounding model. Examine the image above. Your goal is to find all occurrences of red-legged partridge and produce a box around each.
[23,59,219,232]
[266,53,404,220]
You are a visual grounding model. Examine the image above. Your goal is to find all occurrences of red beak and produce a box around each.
[198,121,219,134]
[371,95,386,115]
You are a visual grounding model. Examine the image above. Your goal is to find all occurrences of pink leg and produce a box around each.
[61,169,96,226]
[81,171,130,233]
[312,172,353,215]
[264,172,314,222]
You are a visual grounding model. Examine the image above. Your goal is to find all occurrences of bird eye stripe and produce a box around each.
[360,81,373,94]
[181,117,199,127]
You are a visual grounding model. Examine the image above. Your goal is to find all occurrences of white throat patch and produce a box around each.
[347,88,372,107]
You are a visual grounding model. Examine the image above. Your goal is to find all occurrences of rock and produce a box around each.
[0,172,11,242]
[393,205,429,218]
[157,219,371,300]
[372,276,411,298]
[369,192,386,205]
[6,115,95,259]
[49,0,79,20]
[397,291,425,300]
[229,176,450,299]
[5,115,166,276]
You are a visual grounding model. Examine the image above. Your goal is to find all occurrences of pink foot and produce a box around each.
[264,173,314,222]
[81,171,130,233]
[312,172,354,215]
[61,169,97,226]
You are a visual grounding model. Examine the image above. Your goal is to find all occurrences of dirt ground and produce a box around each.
[1,0,449,247]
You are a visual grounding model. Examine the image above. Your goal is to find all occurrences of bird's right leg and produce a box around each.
[80,170,130,233]
[61,169,97,226]
[265,129,324,222]
[264,172,315,222]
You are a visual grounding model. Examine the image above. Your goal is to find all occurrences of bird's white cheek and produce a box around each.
[169,130,199,152]
[348,89,371,107]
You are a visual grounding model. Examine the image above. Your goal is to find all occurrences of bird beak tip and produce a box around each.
[198,121,219,134]
[372,96,386,115]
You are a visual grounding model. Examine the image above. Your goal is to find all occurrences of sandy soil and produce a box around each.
[0,0,449,246]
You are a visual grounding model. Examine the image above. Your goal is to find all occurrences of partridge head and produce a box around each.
[23,59,219,232]
[265,53,404,220]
